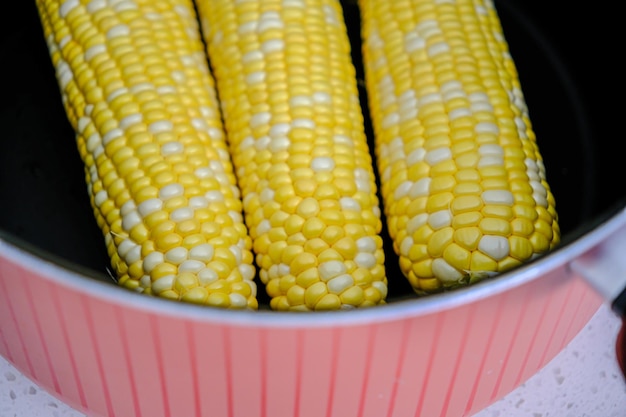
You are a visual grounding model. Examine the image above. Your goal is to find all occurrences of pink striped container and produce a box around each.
[2,0,623,415]
[0,233,604,417]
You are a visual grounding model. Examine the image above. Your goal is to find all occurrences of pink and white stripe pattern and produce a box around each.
[0,242,601,417]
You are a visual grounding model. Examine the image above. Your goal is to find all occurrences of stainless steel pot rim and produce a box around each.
[2,203,625,328]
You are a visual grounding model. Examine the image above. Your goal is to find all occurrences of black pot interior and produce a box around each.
[1,0,623,305]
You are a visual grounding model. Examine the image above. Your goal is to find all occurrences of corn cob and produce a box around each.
[35,0,258,309]
[195,0,388,310]
[359,0,560,294]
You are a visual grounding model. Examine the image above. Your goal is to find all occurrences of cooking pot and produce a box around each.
[1,1,624,416]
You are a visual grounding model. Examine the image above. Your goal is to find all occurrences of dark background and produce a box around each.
[1,1,623,296]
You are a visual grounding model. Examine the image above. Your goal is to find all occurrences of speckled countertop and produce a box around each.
[1,303,625,417]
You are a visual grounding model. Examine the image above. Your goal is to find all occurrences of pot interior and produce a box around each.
[1,0,623,307]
